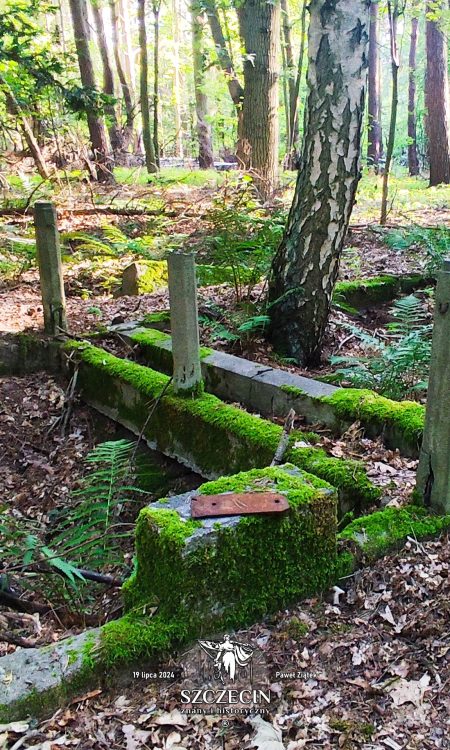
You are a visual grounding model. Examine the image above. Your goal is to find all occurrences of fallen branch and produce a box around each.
[0,630,42,648]
[0,587,51,615]
[271,409,296,466]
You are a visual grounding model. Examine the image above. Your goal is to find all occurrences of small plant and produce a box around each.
[202,186,285,301]
[330,294,432,400]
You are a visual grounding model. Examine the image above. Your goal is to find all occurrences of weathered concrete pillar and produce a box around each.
[34,201,67,335]
[416,258,450,513]
[167,251,202,395]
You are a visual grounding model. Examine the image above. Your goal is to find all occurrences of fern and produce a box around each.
[330,294,431,400]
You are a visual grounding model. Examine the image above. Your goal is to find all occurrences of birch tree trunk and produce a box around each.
[425,0,450,186]
[138,0,157,173]
[239,0,280,200]
[68,0,112,182]
[191,0,214,168]
[408,15,420,176]
[268,0,370,366]
[152,0,161,167]
[367,0,382,170]
[2,83,50,179]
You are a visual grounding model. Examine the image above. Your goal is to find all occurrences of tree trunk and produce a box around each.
[380,0,399,225]
[173,0,184,158]
[191,1,214,168]
[2,83,50,179]
[91,0,123,155]
[68,0,112,182]
[203,0,244,153]
[408,15,420,176]
[425,1,450,186]
[137,0,157,173]
[239,0,281,200]
[109,0,135,148]
[288,0,307,170]
[153,0,161,167]
[281,0,298,169]
[367,0,382,170]
[268,0,370,366]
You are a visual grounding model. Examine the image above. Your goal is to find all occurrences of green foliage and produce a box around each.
[0,439,148,604]
[203,186,285,301]
[384,225,450,276]
[330,295,432,400]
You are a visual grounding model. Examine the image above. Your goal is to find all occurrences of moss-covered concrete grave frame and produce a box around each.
[63,340,380,515]
[112,323,425,457]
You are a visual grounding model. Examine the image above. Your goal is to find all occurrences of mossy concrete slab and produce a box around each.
[0,628,100,722]
[124,465,338,632]
[112,324,424,456]
[63,341,380,513]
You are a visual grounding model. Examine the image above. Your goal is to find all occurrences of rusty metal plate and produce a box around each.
[191,492,289,519]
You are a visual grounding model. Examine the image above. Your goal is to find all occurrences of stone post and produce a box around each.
[34,201,67,335]
[167,251,202,395]
[416,258,450,513]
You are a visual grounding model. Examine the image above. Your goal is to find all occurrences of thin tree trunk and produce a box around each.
[238,0,281,200]
[288,0,307,169]
[367,0,383,170]
[173,0,184,158]
[91,0,123,155]
[281,0,298,169]
[153,0,161,167]
[118,0,136,92]
[110,0,135,148]
[2,82,50,179]
[203,0,244,153]
[425,0,450,185]
[281,22,291,157]
[408,15,420,176]
[68,0,112,182]
[138,0,157,173]
[191,0,214,168]
[380,0,399,225]
[268,0,370,365]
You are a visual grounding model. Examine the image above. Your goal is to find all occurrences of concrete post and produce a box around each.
[34,201,67,335]
[167,251,202,395]
[416,258,450,513]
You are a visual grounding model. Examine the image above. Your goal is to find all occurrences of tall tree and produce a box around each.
[407,13,420,176]
[109,0,135,148]
[380,0,400,225]
[287,0,307,170]
[172,0,184,158]
[191,0,214,167]
[367,0,382,170]
[137,0,157,173]
[268,0,370,365]
[280,0,297,169]
[91,0,122,155]
[152,0,162,166]
[68,0,112,181]
[1,81,50,179]
[425,0,450,185]
[238,0,281,198]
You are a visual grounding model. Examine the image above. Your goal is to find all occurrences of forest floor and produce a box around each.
[0,167,449,748]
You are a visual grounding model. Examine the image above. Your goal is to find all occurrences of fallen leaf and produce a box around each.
[248,715,284,749]
[386,674,431,707]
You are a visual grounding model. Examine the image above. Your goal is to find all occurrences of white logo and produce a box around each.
[198,634,255,685]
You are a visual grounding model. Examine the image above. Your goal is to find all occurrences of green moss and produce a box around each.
[143,310,171,326]
[132,329,170,345]
[285,616,309,640]
[100,613,187,667]
[339,505,450,560]
[321,389,425,449]
[280,384,306,397]
[64,341,379,509]
[196,264,256,287]
[124,466,338,633]
[334,276,399,309]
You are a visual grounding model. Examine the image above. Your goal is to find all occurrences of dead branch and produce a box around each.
[271,409,296,466]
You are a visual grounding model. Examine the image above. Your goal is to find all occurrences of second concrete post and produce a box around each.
[167,251,202,395]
